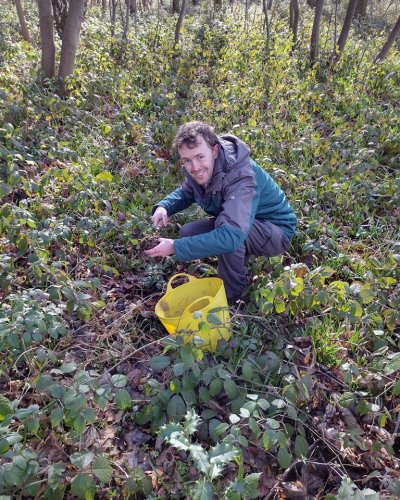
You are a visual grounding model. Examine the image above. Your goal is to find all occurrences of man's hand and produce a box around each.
[144,238,174,257]
[152,206,168,228]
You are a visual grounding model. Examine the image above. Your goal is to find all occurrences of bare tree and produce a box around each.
[174,0,187,48]
[123,0,131,38]
[15,0,32,43]
[333,0,358,61]
[172,0,180,14]
[289,0,299,49]
[38,0,56,77]
[58,0,86,77]
[374,15,400,62]
[354,0,368,19]
[262,0,271,57]
[310,0,324,63]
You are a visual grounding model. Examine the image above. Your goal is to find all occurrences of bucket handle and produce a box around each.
[166,273,198,293]
[184,296,213,315]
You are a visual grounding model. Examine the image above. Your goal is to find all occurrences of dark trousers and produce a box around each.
[179,218,291,302]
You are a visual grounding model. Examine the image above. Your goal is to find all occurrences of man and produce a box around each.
[145,121,297,305]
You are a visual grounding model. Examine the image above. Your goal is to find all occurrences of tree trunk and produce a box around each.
[110,0,117,35]
[58,0,86,78]
[289,0,299,48]
[102,0,107,16]
[310,0,324,63]
[38,0,55,78]
[334,0,358,60]
[172,0,179,14]
[262,0,270,57]
[15,0,32,43]
[374,15,400,62]
[123,0,130,38]
[174,0,187,47]
[354,0,368,18]
[214,0,222,11]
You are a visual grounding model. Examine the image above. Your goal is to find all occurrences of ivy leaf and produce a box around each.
[70,473,96,500]
[193,478,213,500]
[92,456,113,483]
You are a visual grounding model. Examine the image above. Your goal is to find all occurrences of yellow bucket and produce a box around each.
[155,273,231,351]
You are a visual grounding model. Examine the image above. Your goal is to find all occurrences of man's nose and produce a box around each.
[190,159,201,171]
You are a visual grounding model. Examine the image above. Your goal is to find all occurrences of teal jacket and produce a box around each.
[155,135,297,261]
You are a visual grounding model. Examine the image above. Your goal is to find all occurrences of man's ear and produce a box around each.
[213,144,220,158]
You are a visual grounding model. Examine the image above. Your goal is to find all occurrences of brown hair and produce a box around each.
[173,121,218,150]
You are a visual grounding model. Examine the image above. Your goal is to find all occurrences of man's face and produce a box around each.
[178,137,219,186]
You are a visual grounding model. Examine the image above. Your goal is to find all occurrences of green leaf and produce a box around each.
[36,375,54,391]
[294,435,309,459]
[241,360,254,381]
[70,451,95,469]
[111,374,127,388]
[206,312,223,325]
[48,384,67,399]
[224,379,238,400]
[167,395,186,420]
[339,391,356,408]
[51,362,76,375]
[262,429,277,450]
[51,407,64,428]
[393,380,400,396]
[15,404,39,420]
[209,442,239,464]
[193,478,213,500]
[199,386,210,404]
[277,448,292,469]
[274,299,286,313]
[48,463,65,491]
[359,285,374,305]
[0,395,13,421]
[95,172,113,182]
[70,473,96,500]
[149,355,171,372]
[384,352,400,375]
[189,443,210,475]
[115,389,132,410]
[92,456,113,483]
[209,378,223,397]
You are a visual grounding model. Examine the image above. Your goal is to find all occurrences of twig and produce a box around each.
[104,335,169,374]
